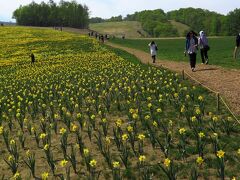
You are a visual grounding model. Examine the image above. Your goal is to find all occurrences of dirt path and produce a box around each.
[107,42,240,116]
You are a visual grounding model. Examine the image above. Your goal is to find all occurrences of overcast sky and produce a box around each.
[0,0,239,22]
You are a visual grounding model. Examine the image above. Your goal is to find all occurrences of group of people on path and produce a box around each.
[149,31,240,72]
[185,30,210,71]
[88,31,109,43]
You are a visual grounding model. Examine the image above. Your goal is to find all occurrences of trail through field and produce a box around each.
[106,42,240,116]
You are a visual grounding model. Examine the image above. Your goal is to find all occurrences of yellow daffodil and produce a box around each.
[196,156,204,165]
[139,155,146,162]
[113,161,120,168]
[144,115,150,120]
[105,136,111,145]
[0,126,3,134]
[164,158,171,167]
[122,134,128,141]
[40,133,47,139]
[90,114,95,120]
[44,144,49,151]
[60,159,68,167]
[198,132,205,138]
[191,116,197,122]
[181,105,185,113]
[217,150,225,158]
[195,108,201,115]
[198,96,204,101]
[132,113,138,119]
[237,148,240,155]
[147,103,152,108]
[138,134,145,140]
[212,116,219,122]
[13,172,21,179]
[179,128,186,135]
[10,139,16,145]
[84,148,89,156]
[127,125,133,132]
[153,121,158,127]
[71,124,78,132]
[89,159,97,167]
[116,119,122,127]
[102,118,107,123]
[60,128,67,135]
[41,172,49,180]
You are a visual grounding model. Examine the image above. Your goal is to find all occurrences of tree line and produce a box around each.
[13,0,89,28]
[90,8,240,37]
[167,8,240,36]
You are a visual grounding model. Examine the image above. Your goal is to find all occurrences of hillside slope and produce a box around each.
[89,21,149,38]
[169,20,190,36]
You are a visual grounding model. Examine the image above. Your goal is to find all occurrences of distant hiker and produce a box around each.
[234,33,240,59]
[148,41,158,63]
[198,31,209,64]
[100,35,104,43]
[185,31,198,72]
[30,53,35,64]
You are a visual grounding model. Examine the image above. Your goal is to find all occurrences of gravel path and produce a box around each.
[107,42,240,116]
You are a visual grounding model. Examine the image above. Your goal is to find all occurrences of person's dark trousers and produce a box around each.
[152,55,156,63]
[200,48,208,63]
[189,53,196,68]
[200,49,205,63]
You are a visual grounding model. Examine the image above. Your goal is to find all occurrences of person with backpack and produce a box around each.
[185,31,198,72]
[148,41,158,63]
[198,31,210,64]
[234,33,240,59]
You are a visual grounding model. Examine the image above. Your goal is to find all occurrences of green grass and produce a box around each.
[110,37,240,69]
[89,21,149,38]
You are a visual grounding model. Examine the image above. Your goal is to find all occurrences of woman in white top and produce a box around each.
[198,31,209,64]
[148,41,158,63]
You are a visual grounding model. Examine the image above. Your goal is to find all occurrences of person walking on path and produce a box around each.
[198,31,209,64]
[30,53,35,64]
[148,41,158,63]
[234,33,240,59]
[185,31,198,72]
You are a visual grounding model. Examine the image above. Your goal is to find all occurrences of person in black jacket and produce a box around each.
[234,33,240,59]
[30,53,35,64]
[185,31,198,72]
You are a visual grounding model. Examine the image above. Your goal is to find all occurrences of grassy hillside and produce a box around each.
[110,37,240,69]
[89,21,149,38]
[90,20,190,38]
[169,20,190,36]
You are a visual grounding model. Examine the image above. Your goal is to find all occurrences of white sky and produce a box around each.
[0,0,239,22]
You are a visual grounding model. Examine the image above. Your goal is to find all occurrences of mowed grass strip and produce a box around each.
[90,21,149,38]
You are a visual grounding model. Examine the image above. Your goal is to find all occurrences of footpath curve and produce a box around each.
[107,42,240,116]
